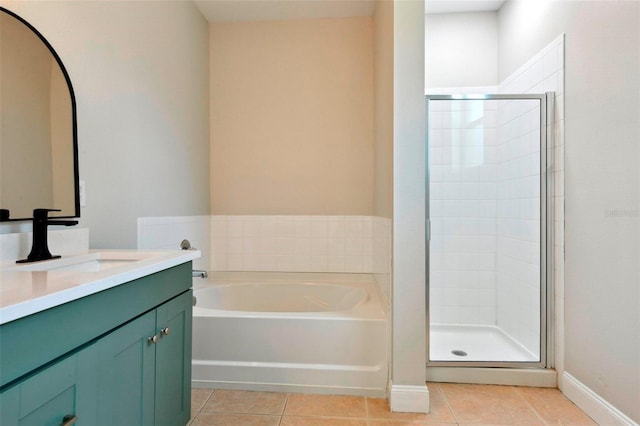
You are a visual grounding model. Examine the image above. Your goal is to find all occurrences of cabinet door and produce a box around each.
[155,290,192,426]
[97,311,156,426]
[0,344,98,426]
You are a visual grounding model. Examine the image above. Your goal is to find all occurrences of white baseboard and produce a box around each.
[389,383,429,413]
[562,372,638,426]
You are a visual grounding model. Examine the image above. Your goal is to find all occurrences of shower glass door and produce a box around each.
[426,94,550,367]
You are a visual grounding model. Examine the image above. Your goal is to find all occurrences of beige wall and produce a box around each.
[499,1,640,422]
[1,1,211,248]
[425,11,498,89]
[373,0,393,219]
[210,17,374,215]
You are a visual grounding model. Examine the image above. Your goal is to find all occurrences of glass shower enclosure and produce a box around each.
[426,94,553,367]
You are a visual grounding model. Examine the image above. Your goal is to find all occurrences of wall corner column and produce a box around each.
[391,0,428,413]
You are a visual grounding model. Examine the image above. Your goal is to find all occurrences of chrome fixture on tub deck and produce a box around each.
[180,239,208,278]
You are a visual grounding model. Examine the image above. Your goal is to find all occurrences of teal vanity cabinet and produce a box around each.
[96,290,192,426]
[0,344,99,425]
[0,262,193,426]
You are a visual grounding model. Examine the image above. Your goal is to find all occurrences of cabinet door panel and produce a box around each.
[97,311,156,426]
[155,290,192,426]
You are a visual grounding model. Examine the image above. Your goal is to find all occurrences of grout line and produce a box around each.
[364,395,370,419]
[512,385,549,426]
[277,393,291,425]
[431,382,461,424]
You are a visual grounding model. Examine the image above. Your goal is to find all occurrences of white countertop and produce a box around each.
[0,249,200,325]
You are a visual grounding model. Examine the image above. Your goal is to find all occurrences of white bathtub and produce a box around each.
[191,272,389,397]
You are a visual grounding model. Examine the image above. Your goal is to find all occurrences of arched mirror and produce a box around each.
[0,7,79,221]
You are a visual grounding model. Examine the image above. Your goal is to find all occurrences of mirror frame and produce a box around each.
[0,6,80,222]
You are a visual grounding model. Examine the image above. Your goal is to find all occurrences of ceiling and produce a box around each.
[194,0,506,23]
[426,0,506,15]
[194,0,376,23]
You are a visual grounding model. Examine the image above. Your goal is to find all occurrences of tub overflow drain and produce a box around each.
[451,350,468,357]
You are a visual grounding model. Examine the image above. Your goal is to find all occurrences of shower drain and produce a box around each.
[451,349,468,357]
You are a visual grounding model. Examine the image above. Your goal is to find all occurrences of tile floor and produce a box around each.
[190,383,597,425]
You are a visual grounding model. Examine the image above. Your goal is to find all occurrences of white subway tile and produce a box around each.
[294,238,312,256]
[328,217,346,238]
[260,255,278,271]
[210,217,227,240]
[227,218,244,238]
[227,237,243,255]
[459,307,479,324]
[344,217,363,238]
[227,255,243,270]
[276,255,294,271]
[294,217,312,238]
[310,218,328,238]
[259,216,278,238]
[277,217,296,238]
[362,256,373,273]
[328,238,346,256]
[310,255,328,272]
[277,238,297,256]
[243,217,261,237]
[442,307,461,324]
[244,254,260,271]
[327,256,346,272]
[344,256,363,273]
[210,254,228,271]
[293,255,312,272]
[243,237,259,254]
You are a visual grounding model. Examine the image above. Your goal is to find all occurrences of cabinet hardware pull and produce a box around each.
[148,335,159,344]
[161,327,170,336]
[61,414,78,426]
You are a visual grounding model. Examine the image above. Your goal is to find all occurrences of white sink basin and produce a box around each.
[8,251,161,273]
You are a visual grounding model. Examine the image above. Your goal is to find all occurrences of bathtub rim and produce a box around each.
[192,271,388,320]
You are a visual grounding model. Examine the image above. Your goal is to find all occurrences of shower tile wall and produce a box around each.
[498,35,565,357]
[495,98,541,355]
[429,99,499,325]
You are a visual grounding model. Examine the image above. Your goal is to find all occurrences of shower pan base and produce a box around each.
[427,324,556,387]
[429,324,537,362]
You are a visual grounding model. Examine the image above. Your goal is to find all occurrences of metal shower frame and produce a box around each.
[424,93,555,369]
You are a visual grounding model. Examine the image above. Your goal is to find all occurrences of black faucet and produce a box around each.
[16,208,78,263]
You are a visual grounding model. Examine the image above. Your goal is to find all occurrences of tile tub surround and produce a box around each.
[189,384,595,425]
[138,215,392,275]
[210,215,390,274]
[138,214,393,310]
